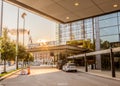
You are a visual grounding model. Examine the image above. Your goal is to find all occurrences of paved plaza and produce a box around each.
[0,67,120,86]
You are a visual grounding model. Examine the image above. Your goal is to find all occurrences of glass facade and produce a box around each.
[99,12,119,43]
[57,12,120,49]
[56,11,120,70]
[58,19,94,45]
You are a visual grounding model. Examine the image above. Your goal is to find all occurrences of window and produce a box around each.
[118,12,120,17]
[99,17,117,28]
[119,17,120,24]
[100,26,118,36]
[99,13,117,20]
[100,35,119,42]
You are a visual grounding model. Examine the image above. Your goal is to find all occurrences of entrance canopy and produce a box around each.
[5,0,120,23]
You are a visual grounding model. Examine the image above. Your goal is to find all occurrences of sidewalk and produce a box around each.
[0,69,21,81]
[77,66,120,81]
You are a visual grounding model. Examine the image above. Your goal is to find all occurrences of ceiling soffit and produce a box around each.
[5,0,120,23]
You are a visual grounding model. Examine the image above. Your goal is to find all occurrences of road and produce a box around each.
[0,67,120,86]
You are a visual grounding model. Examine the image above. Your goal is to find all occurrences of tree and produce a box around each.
[0,28,33,73]
[1,28,16,73]
[17,44,26,61]
[24,52,34,63]
[17,44,34,67]
[101,40,110,49]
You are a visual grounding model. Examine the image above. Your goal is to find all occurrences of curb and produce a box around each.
[78,70,120,81]
[0,69,21,81]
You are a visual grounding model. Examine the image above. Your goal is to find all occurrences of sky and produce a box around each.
[2,2,56,45]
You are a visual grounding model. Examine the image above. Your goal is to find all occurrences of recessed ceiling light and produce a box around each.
[66,17,70,19]
[113,4,118,8]
[74,3,79,6]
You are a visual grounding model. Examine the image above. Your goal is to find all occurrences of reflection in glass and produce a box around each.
[99,13,117,20]
[100,26,118,36]
[99,17,117,28]
[100,35,119,42]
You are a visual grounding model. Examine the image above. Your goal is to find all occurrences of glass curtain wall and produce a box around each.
[58,11,120,48]
[58,19,94,45]
[99,13,119,46]
[58,11,120,70]
[98,12,120,70]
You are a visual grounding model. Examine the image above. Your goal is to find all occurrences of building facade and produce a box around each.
[57,11,120,69]
[57,12,120,45]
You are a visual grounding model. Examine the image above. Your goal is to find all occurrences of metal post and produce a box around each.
[21,12,26,46]
[0,0,3,36]
[23,17,25,46]
[16,8,19,70]
[0,0,3,63]
[84,53,88,72]
[110,44,115,77]
[21,12,26,68]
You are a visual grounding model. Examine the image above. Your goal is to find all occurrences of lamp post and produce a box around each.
[21,12,27,46]
[0,0,3,63]
[16,8,19,70]
[21,12,27,68]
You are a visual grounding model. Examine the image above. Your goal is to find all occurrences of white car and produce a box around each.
[62,63,77,72]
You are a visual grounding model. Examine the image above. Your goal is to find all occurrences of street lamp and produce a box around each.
[16,8,19,69]
[21,12,27,46]
[0,0,3,63]
[21,12,27,69]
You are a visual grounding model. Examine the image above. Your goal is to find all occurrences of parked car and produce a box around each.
[62,63,77,72]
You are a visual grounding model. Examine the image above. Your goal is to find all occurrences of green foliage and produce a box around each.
[24,52,34,62]
[0,28,16,72]
[66,39,94,50]
[17,44,34,62]
[17,44,26,60]
[1,28,16,61]
[101,40,110,49]
[0,69,16,77]
[66,40,83,46]
[0,28,33,72]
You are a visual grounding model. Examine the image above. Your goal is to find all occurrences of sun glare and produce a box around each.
[37,39,47,43]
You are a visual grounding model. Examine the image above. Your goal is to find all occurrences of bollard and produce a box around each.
[27,66,30,75]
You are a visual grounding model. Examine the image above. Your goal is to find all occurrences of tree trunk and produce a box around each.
[3,59,7,73]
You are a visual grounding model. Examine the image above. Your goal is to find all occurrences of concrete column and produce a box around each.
[95,17,101,69]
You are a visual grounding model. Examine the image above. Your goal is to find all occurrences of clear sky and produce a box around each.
[2,2,56,45]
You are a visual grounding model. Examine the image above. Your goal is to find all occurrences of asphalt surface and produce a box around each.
[0,67,120,86]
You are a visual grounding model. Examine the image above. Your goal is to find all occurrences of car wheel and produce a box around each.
[74,70,77,72]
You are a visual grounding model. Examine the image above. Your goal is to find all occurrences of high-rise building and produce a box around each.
[57,12,120,45]
[56,12,120,69]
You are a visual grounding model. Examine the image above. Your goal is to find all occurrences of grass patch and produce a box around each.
[0,69,19,77]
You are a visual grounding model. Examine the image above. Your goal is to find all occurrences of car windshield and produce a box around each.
[68,63,76,66]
